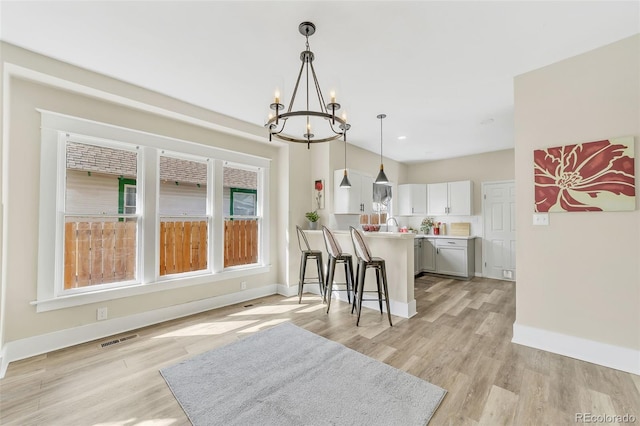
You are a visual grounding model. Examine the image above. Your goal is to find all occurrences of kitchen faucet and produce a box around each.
[386,217,399,232]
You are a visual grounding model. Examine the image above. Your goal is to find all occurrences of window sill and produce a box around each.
[31,265,270,312]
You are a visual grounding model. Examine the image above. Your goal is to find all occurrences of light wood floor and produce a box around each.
[1,276,639,425]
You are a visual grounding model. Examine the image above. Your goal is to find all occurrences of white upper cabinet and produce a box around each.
[426,182,448,215]
[427,180,473,216]
[334,169,374,214]
[398,184,427,216]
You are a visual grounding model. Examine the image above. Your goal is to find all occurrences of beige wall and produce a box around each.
[407,149,515,214]
[0,43,283,344]
[514,34,640,357]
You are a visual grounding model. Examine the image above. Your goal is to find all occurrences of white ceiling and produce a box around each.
[1,1,639,163]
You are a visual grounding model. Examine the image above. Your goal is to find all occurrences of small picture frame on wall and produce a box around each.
[314,179,324,210]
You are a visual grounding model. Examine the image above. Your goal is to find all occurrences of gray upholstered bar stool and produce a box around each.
[296,225,325,303]
[349,226,392,326]
[321,226,355,314]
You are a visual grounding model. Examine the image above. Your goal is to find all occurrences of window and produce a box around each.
[63,139,139,292]
[37,111,270,312]
[158,154,210,276]
[230,188,257,216]
[118,178,137,215]
[223,164,260,268]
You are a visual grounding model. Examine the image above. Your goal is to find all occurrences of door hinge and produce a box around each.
[483,194,486,199]
[484,261,487,267]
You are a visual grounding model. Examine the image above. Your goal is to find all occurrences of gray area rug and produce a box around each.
[160,322,446,425]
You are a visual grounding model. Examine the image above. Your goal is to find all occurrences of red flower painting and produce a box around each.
[314,179,324,210]
[534,137,635,212]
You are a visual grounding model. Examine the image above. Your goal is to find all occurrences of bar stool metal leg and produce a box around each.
[381,261,392,326]
[298,252,324,304]
[325,257,336,313]
[316,253,326,302]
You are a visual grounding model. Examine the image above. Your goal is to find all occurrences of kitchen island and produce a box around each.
[303,230,416,319]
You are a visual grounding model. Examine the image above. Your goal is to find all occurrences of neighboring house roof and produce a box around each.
[66,142,257,189]
[66,142,137,178]
[223,167,257,190]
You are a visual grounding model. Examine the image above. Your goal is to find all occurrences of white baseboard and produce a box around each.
[280,283,417,319]
[512,323,640,375]
[330,291,416,319]
[0,285,279,378]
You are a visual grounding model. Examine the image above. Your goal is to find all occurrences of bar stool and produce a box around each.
[295,225,325,303]
[349,226,392,326]
[321,226,355,314]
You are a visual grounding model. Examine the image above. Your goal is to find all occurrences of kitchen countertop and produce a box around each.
[415,234,476,240]
[303,230,415,239]
[303,230,475,240]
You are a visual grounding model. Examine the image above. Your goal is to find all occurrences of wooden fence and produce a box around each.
[224,219,259,267]
[64,221,137,290]
[64,218,258,289]
[159,220,208,276]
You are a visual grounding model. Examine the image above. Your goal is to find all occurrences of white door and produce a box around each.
[482,181,516,280]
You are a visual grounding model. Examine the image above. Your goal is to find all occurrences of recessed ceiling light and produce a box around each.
[398,136,407,140]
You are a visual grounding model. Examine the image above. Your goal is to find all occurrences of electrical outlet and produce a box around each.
[241,281,247,290]
[97,307,108,321]
[532,213,549,226]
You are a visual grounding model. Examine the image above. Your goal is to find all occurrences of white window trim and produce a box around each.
[35,110,270,312]
[57,133,143,297]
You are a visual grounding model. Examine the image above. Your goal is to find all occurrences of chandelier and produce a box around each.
[265,22,350,148]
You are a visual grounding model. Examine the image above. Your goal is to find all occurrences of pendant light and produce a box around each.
[339,113,351,187]
[339,137,352,188]
[375,113,389,184]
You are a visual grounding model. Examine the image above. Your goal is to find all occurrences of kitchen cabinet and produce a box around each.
[333,169,374,214]
[435,238,475,279]
[427,180,473,216]
[398,184,427,216]
[414,239,422,275]
[421,238,436,272]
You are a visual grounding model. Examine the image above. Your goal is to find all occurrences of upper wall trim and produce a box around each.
[3,61,282,148]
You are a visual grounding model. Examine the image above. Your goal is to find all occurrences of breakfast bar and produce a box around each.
[303,230,417,319]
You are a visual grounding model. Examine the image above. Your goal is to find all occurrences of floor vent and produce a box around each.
[100,334,138,348]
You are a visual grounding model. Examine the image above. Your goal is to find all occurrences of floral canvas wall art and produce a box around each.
[314,179,324,210]
[534,137,635,212]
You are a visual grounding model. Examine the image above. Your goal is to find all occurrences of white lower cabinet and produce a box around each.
[414,239,422,275]
[435,238,475,278]
[415,237,474,279]
[421,238,436,272]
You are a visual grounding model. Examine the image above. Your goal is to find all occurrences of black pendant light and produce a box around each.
[375,114,389,184]
[339,140,352,187]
